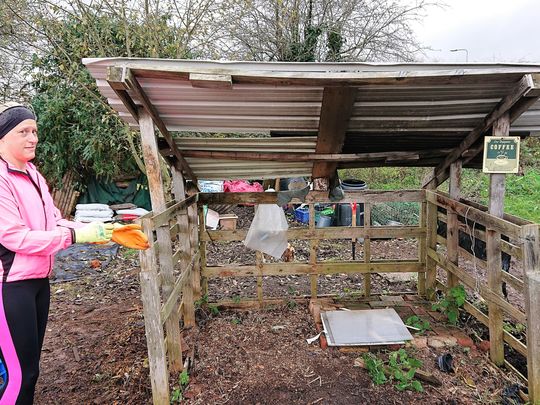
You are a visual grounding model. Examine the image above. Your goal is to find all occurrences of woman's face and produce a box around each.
[0,119,38,167]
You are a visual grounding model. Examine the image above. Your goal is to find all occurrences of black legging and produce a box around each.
[0,278,50,405]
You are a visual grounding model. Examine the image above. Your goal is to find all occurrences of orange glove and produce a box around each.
[112,224,150,250]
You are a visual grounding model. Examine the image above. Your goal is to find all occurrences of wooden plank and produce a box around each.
[313,86,357,179]
[447,161,461,289]
[198,206,208,297]
[522,224,540,403]
[426,200,438,300]
[187,183,202,299]
[428,249,526,323]
[364,203,372,297]
[423,74,534,188]
[203,261,424,278]
[201,226,425,242]
[140,271,171,404]
[139,109,183,372]
[151,194,198,228]
[487,114,509,366]
[160,252,200,324]
[198,189,425,205]
[108,66,197,182]
[189,73,232,89]
[309,204,318,298]
[256,251,263,303]
[418,201,427,297]
[425,191,521,238]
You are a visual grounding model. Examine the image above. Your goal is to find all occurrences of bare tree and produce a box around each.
[211,0,439,62]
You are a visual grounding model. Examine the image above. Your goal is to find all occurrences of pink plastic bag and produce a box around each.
[223,180,263,193]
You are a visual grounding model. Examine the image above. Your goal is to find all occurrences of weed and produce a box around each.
[287,300,297,309]
[231,317,242,325]
[194,294,209,309]
[432,285,466,325]
[208,304,220,316]
[170,370,190,403]
[405,315,431,334]
[232,295,241,304]
[503,321,526,337]
[363,349,423,392]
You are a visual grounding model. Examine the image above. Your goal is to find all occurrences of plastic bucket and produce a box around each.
[316,215,333,228]
[337,179,367,226]
[341,179,367,191]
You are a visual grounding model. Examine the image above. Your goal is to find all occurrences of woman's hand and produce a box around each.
[74,222,114,243]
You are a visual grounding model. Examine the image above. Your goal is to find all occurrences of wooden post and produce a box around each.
[171,166,195,327]
[139,109,183,372]
[256,251,263,304]
[417,201,427,297]
[139,217,169,404]
[187,183,201,300]
[425,198,438,300]
[487,113,509,366]
[309,204,318,298]
[364,203,371,297]
[522,224,540,403]
[198,206,208,297]
[447,160,461,288]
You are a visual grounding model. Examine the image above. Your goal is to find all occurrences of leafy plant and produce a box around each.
[432,285,466,325]
[503,321,526,338]
[170,370,190,403]
[194,294,209,309]
[208,304,220,316]
[405,315,431,334]
[232,295,241,304]
[363,349,424,392]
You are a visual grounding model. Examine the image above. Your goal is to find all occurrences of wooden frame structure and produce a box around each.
[82,59,540,404]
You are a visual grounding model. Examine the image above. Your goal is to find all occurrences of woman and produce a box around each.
[0,102,113,404]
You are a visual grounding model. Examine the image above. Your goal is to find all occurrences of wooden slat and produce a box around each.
[201,226,425,242]
[139,109,183,372]
[428,249,526,323]
[364,203,372,297]
[522,224,540,403]
[160,252,200,324]
[423,74,535,188]
[151,194,198,228]
[203,261,423,278]
[426,191,521,238]
[197,189,424,205]
[308,204,318,298]
[447,161,461,288]
[314,86,356,179]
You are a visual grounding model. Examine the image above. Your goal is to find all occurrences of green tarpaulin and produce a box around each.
[78,176,151,211]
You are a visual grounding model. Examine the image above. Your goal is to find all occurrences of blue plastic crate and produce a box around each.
[294,207,310,224]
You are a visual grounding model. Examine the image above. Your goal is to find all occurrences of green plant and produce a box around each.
[232,295,241,304]
[208,304,220,316]
[170,370,189,403]
[405,315,431,334]
[503,321,526,338]
[287,299,297,309]
[231,317,242,325]
[432,285,466,325]
[194,294,209,309]
[363,349,423,392]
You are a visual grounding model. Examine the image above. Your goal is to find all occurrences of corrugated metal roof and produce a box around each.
[83,58,540,179]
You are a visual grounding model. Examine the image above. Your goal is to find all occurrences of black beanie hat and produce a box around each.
[0,105,36,139]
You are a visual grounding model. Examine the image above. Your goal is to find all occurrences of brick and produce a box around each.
[476,340,490,352]
[411,336,428,349]
[320,334,328,350]
[456,336,475,349]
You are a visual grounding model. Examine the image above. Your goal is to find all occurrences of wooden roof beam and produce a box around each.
[107,66,198,183]
[312,87,357,183]
[423,74,539,188]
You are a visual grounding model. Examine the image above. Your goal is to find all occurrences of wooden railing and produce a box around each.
[425,190,540,402]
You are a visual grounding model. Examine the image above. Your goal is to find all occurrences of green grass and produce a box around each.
[339,166,540,224]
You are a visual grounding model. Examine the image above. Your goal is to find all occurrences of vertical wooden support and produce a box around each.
[309,204,318,298]
[426,198,438,300]
[417,201,427,297]
[139,217,169,404]
[256,251,263,304]
[198,206,208,297]
[487,113,509,366]
[522,224,540,403]
[171,166,195,327]
[447,160,461,289]
[363,203,371,297]
[187,184,201,300]
[139,109,183,372]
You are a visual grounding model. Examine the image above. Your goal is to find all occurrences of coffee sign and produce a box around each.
[482,136,520,174]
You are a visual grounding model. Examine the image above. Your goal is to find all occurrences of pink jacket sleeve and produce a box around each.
[0,181,72,256]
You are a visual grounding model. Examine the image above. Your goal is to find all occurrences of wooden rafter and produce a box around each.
[312,87,357,179]
[423,74,539,188]
[107,66,198,182]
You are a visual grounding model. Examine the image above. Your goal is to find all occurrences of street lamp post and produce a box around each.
[450,48,469,62]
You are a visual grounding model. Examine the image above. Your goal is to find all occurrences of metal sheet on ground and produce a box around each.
[321,308,413,346]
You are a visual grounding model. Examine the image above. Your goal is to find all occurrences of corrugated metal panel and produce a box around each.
[83,58,540,175]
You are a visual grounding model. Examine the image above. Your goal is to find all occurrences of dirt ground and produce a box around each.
[33,206,528,404]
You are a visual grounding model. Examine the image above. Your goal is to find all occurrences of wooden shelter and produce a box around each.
[83,58,540,404]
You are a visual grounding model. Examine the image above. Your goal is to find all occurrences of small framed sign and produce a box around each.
[482,136,520,174]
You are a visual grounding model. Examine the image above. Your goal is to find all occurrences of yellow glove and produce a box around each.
[74,222,114,243]
[112,224,150,250]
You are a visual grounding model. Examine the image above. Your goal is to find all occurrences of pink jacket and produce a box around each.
[0,158,78,282]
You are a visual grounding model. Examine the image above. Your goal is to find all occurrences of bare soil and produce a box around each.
[34,205,527,404]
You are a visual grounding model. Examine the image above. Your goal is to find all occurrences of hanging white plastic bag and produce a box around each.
[244,203,288,259]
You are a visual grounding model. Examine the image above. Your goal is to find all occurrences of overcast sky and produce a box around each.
[415,0,540,63]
